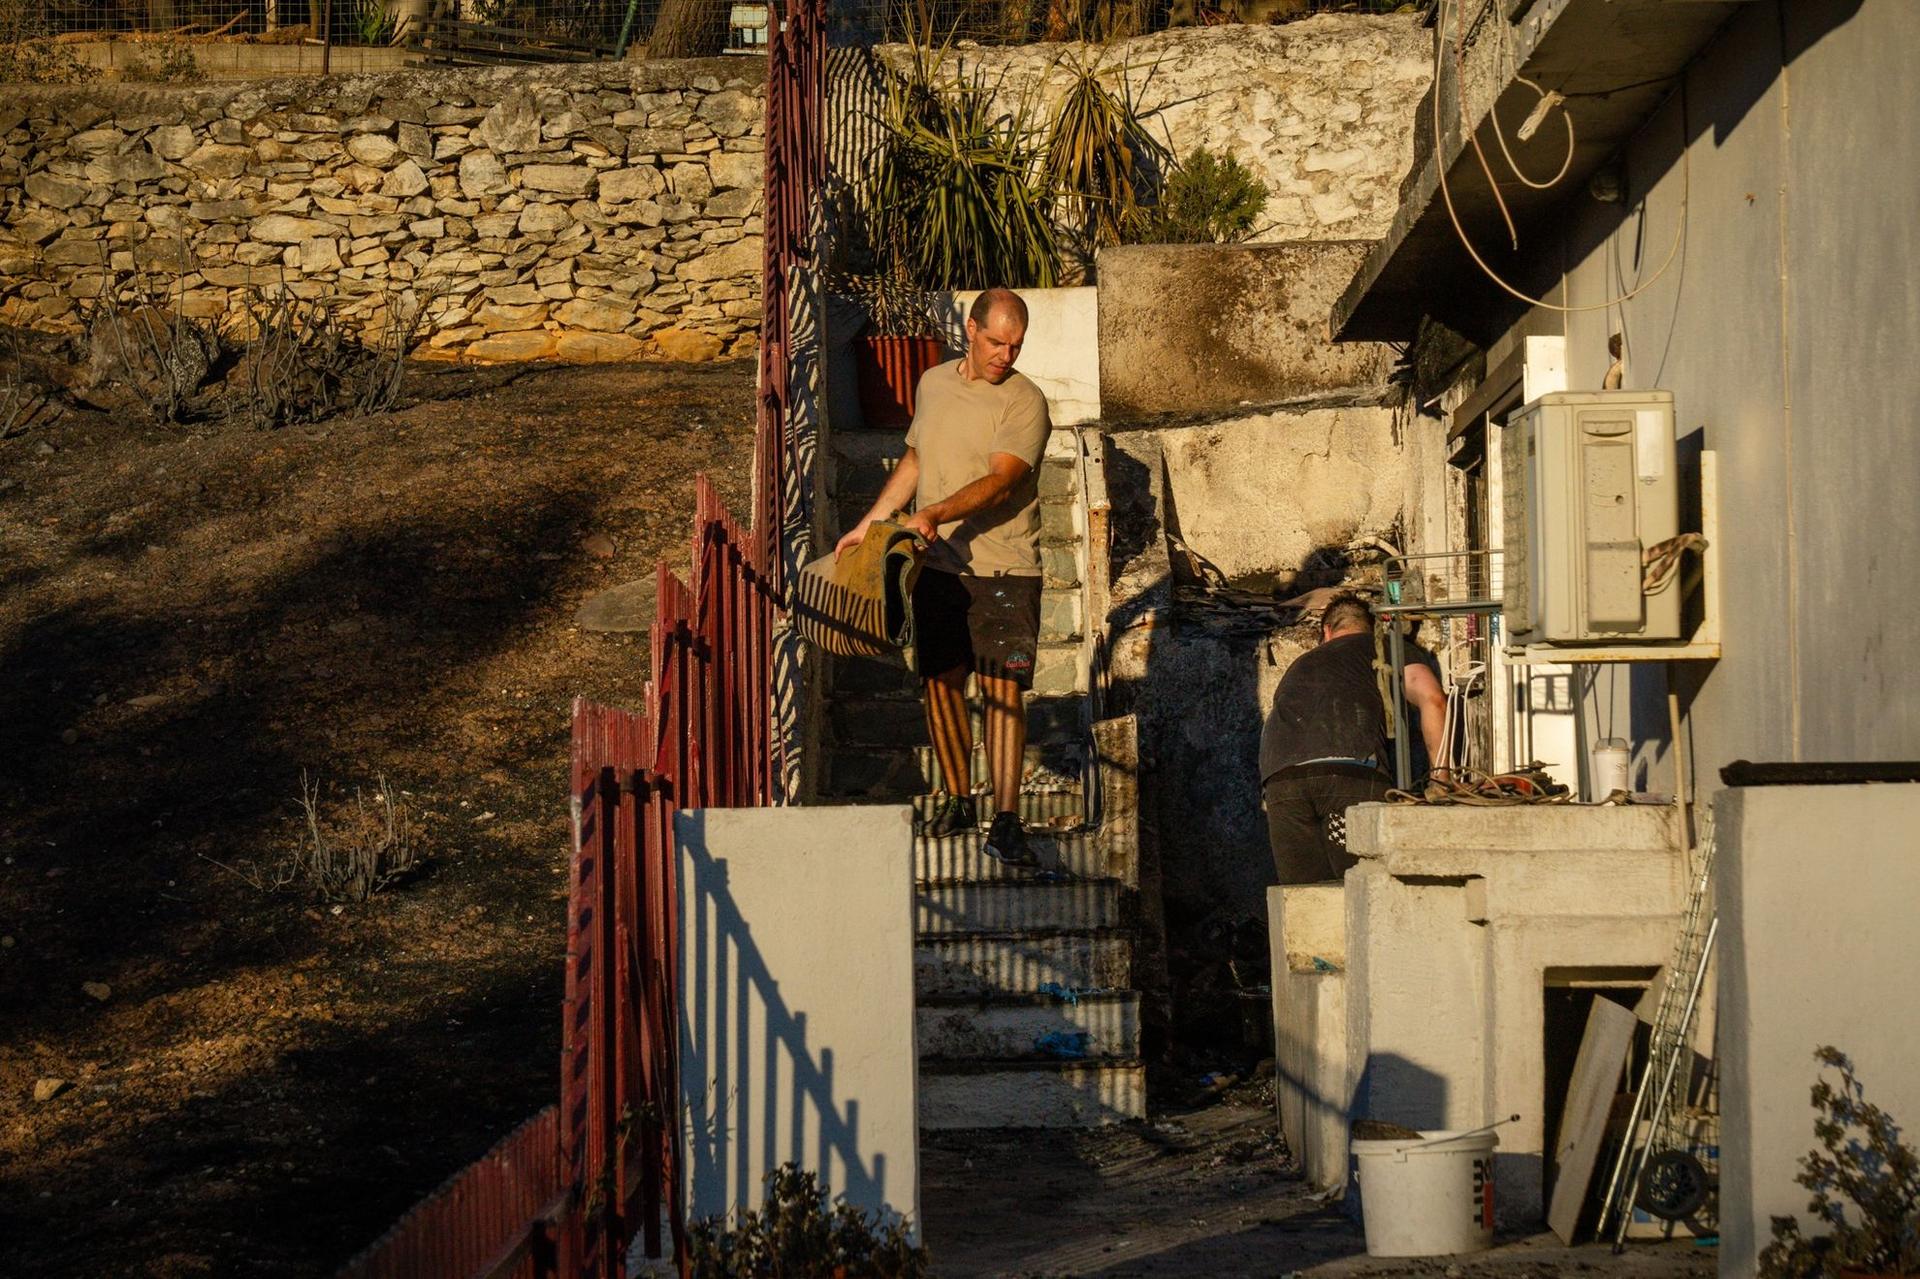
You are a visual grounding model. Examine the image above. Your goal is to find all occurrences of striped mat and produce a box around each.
[792,520,927,658]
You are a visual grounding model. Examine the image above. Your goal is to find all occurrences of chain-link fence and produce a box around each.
[0,0,770,59]
[837,0,1416,47]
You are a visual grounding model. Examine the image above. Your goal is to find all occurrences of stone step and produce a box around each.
[819,739,1087,803]
[915,928,1133,999]
[827,690,1086,749]
[911,789,1086,834]
[911,739,1089,794]
[832,493,1082,547]
[831,438,1079,504]
[918,1058,1147,1129]
[827,638,1084,698]
[917,991,1140,1061]
[916,877,1121,935]
[916,825,1104,883]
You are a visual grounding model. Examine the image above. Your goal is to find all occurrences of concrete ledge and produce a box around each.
[1096,242,1395,421]
[1345,802,1681,859]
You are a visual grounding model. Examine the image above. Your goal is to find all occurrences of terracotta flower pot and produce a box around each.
[852,335,947,430]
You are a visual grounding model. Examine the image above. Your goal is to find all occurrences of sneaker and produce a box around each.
[982,810,1039,869]
[919,793,978,839]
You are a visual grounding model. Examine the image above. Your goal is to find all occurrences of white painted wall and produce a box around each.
[1716,783,1920,1277]
[676,806,920,1233]
[937,287,1100,426]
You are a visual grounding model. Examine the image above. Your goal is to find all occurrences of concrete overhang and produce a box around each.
[1330,0,1753,345]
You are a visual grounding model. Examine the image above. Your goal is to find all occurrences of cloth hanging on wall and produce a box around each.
[792,520,927,659]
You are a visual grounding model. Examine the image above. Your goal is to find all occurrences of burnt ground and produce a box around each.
[0,353,758,1278]
[0,341,1717,1279]
[921,1081,1717,1279]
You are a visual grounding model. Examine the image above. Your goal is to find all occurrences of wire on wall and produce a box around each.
[1432,0,1691,316]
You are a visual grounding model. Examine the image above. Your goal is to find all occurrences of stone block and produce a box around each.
[458,150,509,198]
[676,235,760,283]
[181,142,253,179]
[708,149,759,190]
[516,204,571,235]
[519,163,593,196]
[652,326,723,361]
[1096,242,1396,419]
[596,166,665,204]
[464,329,556,361]
[346,134,400,167]
[25,173,88,209]
[379,160,429,198]
[554,297,633,333]
[555,330,647,363]
[248,214,341,244]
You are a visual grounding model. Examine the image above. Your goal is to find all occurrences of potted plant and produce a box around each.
[1759,1046,1920,1279]
[844,36,1060,428]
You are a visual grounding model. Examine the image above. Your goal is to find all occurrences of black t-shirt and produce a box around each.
[1259,633,1391,782]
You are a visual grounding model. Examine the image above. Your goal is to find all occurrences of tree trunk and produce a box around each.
[645,0,729,58]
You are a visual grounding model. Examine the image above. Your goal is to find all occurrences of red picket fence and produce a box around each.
[337,0,823,1268]
[337,1108,567,1279]
[562,477,782,1274]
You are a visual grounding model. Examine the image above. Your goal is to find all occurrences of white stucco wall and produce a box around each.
[1493,0,1920,788]
[1716,783,1920,1277]
[676,805,920,1232]
[938,287,1099,426]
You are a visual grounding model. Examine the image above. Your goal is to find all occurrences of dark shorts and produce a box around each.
[1262,763,1393,884]
[912,568,1042,688]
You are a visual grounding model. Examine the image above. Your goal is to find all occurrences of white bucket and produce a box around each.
[1351,1128,1498,1257]
[1591,738,1631,799]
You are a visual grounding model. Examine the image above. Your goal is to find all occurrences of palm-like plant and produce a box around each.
[1043,51,1168,258]
[869,55,1059,292]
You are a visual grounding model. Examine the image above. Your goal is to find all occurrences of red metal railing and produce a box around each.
[755,0,828,592]
[338,0,823,1268]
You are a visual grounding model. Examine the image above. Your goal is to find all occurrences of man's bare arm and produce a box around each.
[833,447,921,559]
[1403,662,1450,771]
[903,452,1032,541]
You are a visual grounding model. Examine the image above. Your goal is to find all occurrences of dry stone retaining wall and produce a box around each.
[0,60,766,363]
[872,15,1431,245]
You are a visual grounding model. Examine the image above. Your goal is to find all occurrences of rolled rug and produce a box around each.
[792,520,927,659]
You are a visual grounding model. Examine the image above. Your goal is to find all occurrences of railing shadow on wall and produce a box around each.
[675,816,893,1217]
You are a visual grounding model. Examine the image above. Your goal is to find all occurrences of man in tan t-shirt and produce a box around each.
[835,287,1051,867]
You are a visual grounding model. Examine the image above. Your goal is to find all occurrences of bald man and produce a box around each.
[836,287,1051,867]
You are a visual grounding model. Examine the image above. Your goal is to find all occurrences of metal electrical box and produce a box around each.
[1502,391,1681,645]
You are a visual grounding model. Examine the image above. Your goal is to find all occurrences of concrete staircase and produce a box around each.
[822,422,1146,1129]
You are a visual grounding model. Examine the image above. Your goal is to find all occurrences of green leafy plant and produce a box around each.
[686,1163,930,1279]
[355,0,396,44]
[1136,146,1267,244]
[0,0,96,84]
[1042,50,1168,263]
[1759,1046,1920,1279]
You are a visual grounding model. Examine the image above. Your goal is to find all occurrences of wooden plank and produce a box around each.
[1547,997,1637,1244]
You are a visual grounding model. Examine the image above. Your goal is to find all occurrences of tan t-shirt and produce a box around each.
[904,359,1052,577]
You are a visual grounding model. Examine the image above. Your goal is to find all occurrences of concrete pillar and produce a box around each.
[1270,884,1350,1190]
[1717,784,1920,1278]
[676,805,919,1233]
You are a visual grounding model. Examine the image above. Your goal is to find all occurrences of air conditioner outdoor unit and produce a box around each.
[1502,390,1682,646]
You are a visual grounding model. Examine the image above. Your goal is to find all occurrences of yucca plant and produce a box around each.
[1043,50,1169,264]
[862,24,1060,295]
